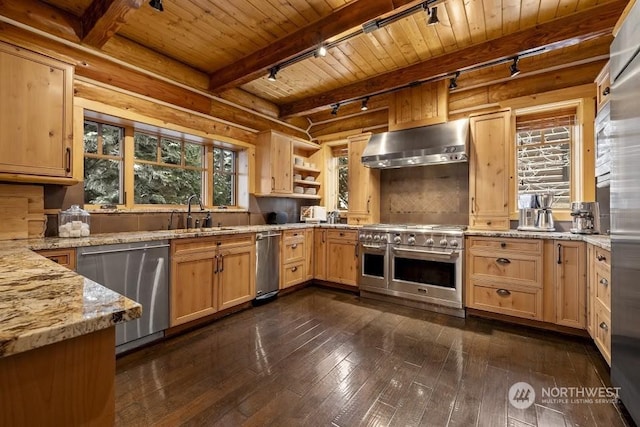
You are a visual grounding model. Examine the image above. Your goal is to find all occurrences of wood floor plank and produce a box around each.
[113,288,628,427]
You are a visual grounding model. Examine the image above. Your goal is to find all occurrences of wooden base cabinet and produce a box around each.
[36,248,76,271]
[281,229,311,289]
[325,230,359,287]
[314,228,327,280]
[170,234,255,326]
[587,244,611,365]
[551,241,586,329]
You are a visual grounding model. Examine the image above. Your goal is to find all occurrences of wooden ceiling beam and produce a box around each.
[280,0,627,118]
[208,0,417,93]
[0,0,82,42]
[81,0,144,48]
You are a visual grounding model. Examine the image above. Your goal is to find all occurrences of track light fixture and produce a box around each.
[149,0,163,12]
[315,44,328,58]
[426,6,439,25]
[267,66,279,82]
[449,71,460,90]
[331,103,340,116]
[510,56,521,77]
[361,97,369,111]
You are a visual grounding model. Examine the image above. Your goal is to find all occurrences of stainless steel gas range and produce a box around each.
[358,224,465,317]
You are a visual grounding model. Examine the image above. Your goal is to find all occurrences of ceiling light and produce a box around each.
[149,0,163,12]
[267,66,279,82]
[362,20,380,34]
[427,6,439,25]
[331,104,340,116]
[315,44,327,58]
[361,97,369,111]
[510,56,521,77]
[449,71,460,90]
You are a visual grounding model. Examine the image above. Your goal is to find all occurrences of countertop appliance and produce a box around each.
[300,205,326,223]
[361,119,469,168]
[569,201,600,234]
[517,193,555,231]
[358,224,465,317]
[610,2,640,424]
[255,231,280,300]
[77,241,169,354]
[267,211,288,224]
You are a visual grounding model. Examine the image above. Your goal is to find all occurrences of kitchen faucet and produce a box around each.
[186,194,204,229]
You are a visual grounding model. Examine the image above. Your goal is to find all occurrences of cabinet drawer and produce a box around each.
[467,237,542,254]
[173,234,253,255]
[36,248,76,270]
[282,261,305,288]
[326,229,357,241]
[283,229,306,240]
[469,281,542,320]
[594,247,611,269]
[595,62,611,112]
[282,237,305,263]
[594,263,611,310]
[594,300,611,366]
[467,252,542,287]
[469,217,510,231]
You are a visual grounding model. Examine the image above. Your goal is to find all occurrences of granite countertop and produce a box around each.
[465,229,611,250]
[0,242,142,358]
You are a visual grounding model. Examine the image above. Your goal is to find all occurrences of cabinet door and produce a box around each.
[326,238,358,287]
[270,133,292,193]
[555,241,587,329]
[0,43,73,178]
[587,244,595,336]
[347,134,379,223]
[171,253,217,326]
[388,80,448,131]
[305,228,314,280]
[314,228,327,280]
[469,110,511,229]
[218,244,255,311]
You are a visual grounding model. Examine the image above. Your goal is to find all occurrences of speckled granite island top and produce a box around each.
[0,243,142,358]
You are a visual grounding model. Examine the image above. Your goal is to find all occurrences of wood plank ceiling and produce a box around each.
[26,0,624,135]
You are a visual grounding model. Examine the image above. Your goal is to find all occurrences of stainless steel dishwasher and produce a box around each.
[255,231,280,300]
[77,240,169,354]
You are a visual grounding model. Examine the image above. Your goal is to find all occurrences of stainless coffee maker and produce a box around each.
[570,201,600,234]
[517,192,555,231]
[534,192,555,231]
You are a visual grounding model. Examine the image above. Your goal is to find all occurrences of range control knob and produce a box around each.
[439,239,449,247]
[365,234,373,241]
[425,238,435,246]
[373,235,381,242]
[450,240,459,247]
[407,236,416,245]
[380,235,388,243]
[393,235,402,244]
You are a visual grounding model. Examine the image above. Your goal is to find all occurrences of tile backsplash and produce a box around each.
[380,163,469,225]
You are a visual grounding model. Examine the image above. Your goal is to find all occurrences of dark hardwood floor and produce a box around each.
[115,287,631,427]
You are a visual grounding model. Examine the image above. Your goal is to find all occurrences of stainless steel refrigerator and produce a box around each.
[610,1,640,423]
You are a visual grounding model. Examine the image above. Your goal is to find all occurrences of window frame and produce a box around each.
[82,120,125,207]
[212,146,238,207]
[81,112,248,211]
[324,141,349,212]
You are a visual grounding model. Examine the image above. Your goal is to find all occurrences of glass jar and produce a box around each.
[59,205,91,238]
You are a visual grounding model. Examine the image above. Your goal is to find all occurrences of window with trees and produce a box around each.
[337,153,349,210]
[516,107,576,210]
[83,121,124,205]
[326,145,349,211]
[83,116,244,209]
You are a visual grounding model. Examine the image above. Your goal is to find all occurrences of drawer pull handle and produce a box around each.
[340,232,344,236]
[291,266,298,272]
[496,289,511,297]
[596,254,607,262]
[599,322,609,332]
[291,243,298,249]
[496,258,511,264]
[500,242,506,248]
[603,87,610,96]
[599,278,609,286]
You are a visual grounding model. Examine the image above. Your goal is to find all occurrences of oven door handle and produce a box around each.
[361,244,387,251]
[392,247,457,259]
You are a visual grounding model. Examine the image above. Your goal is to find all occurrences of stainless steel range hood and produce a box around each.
[361,119,469,168]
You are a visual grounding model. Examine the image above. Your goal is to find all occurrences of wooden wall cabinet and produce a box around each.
[347,133,379,225]
[466,237,544,320]
[595,61,611,112]
[388,80,448,131]
[468,110,512,230]
[314,228,327,280]
[550,241,587,329]
[170,234,255,326]
[254,130,322,200]
[36,248,76,271]
[587,244,611,365]
[0,41,75,184]
[325,229,359,287]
